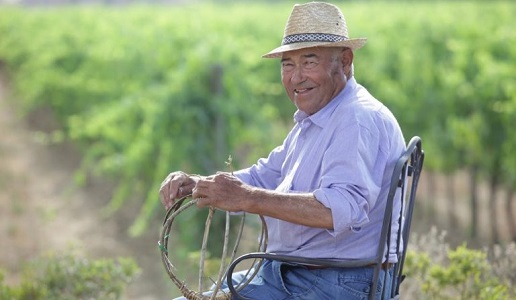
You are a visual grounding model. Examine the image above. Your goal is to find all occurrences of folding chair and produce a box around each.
[226,136,425,300]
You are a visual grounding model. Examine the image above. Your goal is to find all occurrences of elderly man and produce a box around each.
[160,2,405,299]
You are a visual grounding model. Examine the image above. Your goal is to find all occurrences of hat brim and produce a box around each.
[262,38,367,58]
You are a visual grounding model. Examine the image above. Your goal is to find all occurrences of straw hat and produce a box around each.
[263,2,367,58]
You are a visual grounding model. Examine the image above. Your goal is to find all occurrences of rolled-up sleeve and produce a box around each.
[313,122,383,235]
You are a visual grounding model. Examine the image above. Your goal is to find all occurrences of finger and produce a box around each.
[172,179,187,200]
[195,196,211,208]
[192,184,207,200]
[181,182,196,196]
[163,189,175,210]
[159,183,171,208]
[159,188,166,205]
[166,174,184,200]
[192,185,199,199]
[159,172,181,208]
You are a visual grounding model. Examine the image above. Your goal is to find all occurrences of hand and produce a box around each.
[159,171,198,210]
[193,172,251,212]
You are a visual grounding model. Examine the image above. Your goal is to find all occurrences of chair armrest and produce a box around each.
[226,252,379,299]
[232,252,377,268]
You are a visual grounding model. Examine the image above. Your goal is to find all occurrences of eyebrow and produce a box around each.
[303,53,318,59]
[281,53,319,63]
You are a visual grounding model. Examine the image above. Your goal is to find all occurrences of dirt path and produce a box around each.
[0,71,171,299]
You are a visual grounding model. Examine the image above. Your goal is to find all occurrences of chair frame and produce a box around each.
[226,136,425,300]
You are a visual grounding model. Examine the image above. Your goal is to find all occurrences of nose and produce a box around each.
[290,65,306,84]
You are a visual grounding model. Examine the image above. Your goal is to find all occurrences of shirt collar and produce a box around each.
[293,77,357,127]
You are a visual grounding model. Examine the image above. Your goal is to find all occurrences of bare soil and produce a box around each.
[0,71,172,299]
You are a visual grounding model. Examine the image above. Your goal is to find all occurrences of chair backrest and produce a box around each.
[372,136,425,299]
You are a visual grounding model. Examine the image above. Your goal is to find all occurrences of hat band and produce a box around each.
[282,33,349,45]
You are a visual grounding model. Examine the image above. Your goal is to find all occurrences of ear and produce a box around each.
[341,48,354,75]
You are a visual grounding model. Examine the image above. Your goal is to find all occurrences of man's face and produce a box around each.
[280,47,352,115]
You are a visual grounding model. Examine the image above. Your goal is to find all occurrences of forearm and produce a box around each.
[192,173,333,229]
[244,187,334,230]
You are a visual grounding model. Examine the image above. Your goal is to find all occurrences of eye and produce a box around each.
[305,60,318,69]
[281,62,295,72]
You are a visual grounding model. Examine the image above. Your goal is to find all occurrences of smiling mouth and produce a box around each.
[294,87,313,94]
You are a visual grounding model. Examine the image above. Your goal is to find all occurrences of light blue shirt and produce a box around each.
[234,77,405,261]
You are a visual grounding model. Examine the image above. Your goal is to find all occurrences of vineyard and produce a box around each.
[0,1,515,299]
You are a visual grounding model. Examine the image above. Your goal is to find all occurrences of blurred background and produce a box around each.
[0,0,514,299]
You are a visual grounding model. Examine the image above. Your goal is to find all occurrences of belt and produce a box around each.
[377,262,395,270]
[305,262,394,270]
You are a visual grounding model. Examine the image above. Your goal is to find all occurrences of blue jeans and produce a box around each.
[174,259,393,300]
[228,259,393,300]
